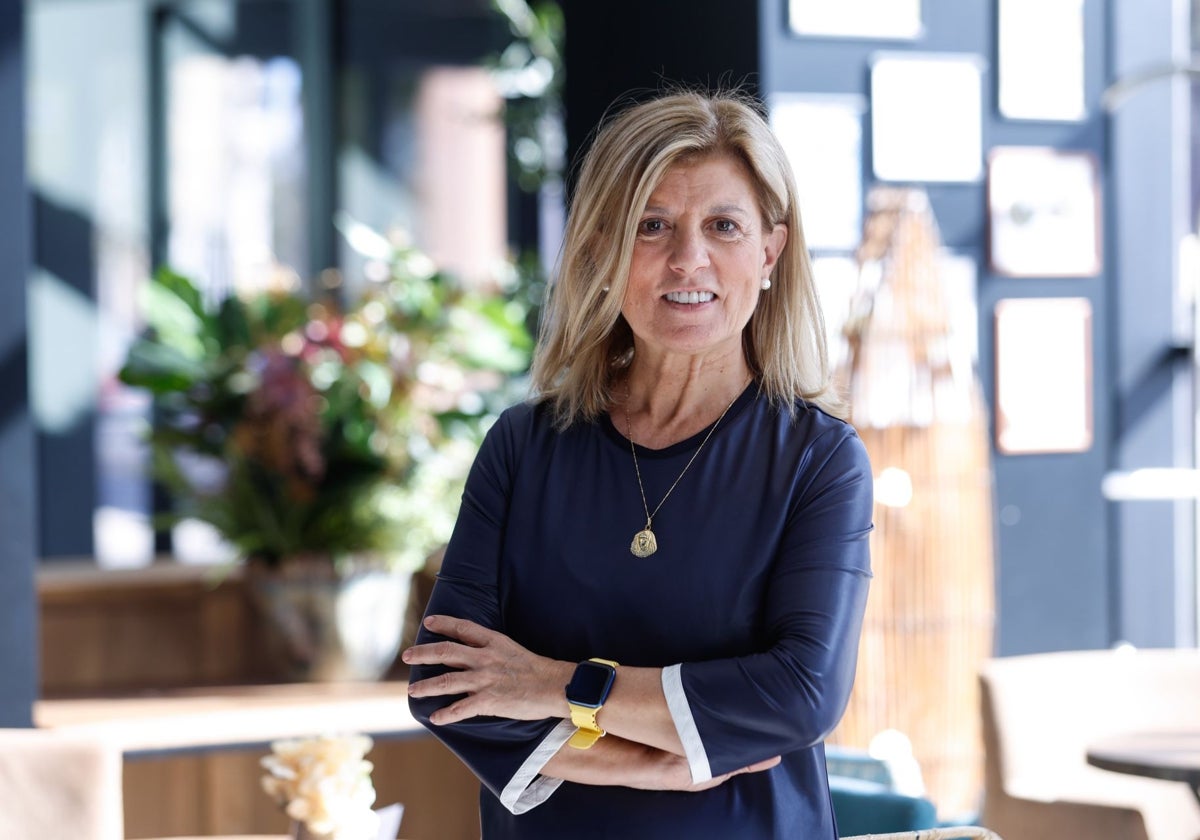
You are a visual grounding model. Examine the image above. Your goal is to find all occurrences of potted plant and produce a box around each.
[119,230,534,681]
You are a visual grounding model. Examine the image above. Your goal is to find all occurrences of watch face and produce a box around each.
[566,660,616,707]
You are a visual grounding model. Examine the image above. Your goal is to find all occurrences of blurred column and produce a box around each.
[0,0,38,726]
[1107,0,1197,647]
[298,0,337,282]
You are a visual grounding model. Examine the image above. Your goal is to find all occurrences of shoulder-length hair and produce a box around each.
[531,89,842,427]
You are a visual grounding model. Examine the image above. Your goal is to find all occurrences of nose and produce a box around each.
[667,227,710,276]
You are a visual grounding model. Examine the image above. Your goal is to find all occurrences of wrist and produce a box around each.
[548,659,576,718]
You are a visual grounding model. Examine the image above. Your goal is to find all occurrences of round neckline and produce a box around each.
[599,380,759,458]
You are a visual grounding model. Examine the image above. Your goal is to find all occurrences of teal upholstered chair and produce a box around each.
[826,745,899,787]
[831,775,939,835]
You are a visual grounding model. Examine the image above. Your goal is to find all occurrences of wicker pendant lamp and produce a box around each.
[831,187,996,818]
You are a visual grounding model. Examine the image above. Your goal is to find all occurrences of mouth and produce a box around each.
[663,290,716,305]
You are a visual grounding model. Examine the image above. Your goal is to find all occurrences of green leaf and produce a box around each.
[119,340,207,393]
[215,296,252,350]
[154,268,207,319]
[139,279,207,360]
[355,359,393,409]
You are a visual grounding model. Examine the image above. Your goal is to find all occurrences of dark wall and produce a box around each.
[759,0,1116,655]
[563,0,1135,655]
[560,0,760,191]
[0,0,37,727]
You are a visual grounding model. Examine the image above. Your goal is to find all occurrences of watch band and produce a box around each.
[566,657,619,750]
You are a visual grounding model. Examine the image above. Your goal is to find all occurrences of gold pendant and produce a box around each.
[631,528,658,557]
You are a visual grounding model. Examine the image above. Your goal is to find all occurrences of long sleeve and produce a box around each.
[407,407,571,813]
[670,428,873,780]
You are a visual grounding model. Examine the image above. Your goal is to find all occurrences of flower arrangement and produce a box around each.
[260,734,382,840]
[119,229,534,572]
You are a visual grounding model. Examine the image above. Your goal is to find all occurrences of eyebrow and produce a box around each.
[640,203,753,216]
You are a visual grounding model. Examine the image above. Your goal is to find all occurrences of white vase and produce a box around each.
[248,554,412,682]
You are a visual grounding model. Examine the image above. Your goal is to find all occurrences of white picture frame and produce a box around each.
[870,53,985,183]
[994,297,1093,454]
[811,255,860,371]
[987,147,1101,277]
[769,94,865,251]
[998,0,1086,122]
[939,251,979,365]
[789,0,923,40]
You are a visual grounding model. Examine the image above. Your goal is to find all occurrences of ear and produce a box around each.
[762,223,787,278]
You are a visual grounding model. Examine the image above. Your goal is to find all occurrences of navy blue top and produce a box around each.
[409,384,873,839]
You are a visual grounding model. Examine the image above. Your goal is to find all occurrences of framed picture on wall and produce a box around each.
[788,0,923,40]
[998,0,1086,121]
[987,147,1101,277]
[769,93,865,251]
[994,297,1093,454]
[870,53,984,183]
[811,255,860,372]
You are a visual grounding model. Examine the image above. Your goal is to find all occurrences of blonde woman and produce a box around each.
[404,90,873,839]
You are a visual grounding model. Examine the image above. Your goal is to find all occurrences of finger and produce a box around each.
[427,696,481,726]
[401,640,479,668]
[407,668,489,699]
[422,615,497,646]
[737,756,781,774]
[698,755,782,790]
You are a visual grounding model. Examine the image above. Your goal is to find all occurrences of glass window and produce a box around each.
[28,0,539,568]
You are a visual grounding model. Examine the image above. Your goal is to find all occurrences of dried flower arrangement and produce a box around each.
[261,734,393,840]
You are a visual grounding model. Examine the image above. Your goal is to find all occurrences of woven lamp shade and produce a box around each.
[829,188,996,818]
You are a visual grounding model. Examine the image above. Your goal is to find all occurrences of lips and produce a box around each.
[664,290,716,304]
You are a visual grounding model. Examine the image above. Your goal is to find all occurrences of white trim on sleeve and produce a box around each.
[662,663,712,784]
[499,718,575,814]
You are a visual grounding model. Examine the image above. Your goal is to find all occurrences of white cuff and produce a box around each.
[498,719,575,814]
[662,664,712,784]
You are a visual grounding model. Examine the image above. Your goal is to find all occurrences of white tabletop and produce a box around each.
[35,681,425,756]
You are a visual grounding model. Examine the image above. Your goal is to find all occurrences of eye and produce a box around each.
[712,218,739,234]
[638,218,666,235]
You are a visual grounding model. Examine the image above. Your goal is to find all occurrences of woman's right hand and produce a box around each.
[681,755,782,792]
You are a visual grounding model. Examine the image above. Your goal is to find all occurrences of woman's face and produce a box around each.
[621,154,787,364]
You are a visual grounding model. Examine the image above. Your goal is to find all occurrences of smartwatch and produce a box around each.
[565,657,619,749]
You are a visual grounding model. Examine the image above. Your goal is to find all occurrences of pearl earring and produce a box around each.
[761,278,771,290]
[602,285,610,293]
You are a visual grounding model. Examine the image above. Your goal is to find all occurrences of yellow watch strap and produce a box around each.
[569,703,601,730]
[567,722,604,749]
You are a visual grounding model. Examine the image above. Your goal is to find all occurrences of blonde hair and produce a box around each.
[531,89,842,426]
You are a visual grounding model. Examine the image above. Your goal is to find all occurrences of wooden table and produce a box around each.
[1086,731,1200,805]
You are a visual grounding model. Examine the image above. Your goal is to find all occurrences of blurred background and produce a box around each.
[2,0,1199,837]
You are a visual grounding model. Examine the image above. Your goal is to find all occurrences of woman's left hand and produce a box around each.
[402,615,572,725]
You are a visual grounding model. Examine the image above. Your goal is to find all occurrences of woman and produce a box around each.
[403,90,873,839]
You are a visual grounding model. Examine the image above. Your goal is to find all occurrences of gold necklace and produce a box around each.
[624,386,743,558]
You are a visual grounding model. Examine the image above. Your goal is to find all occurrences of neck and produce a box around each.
[619,346,752,449]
